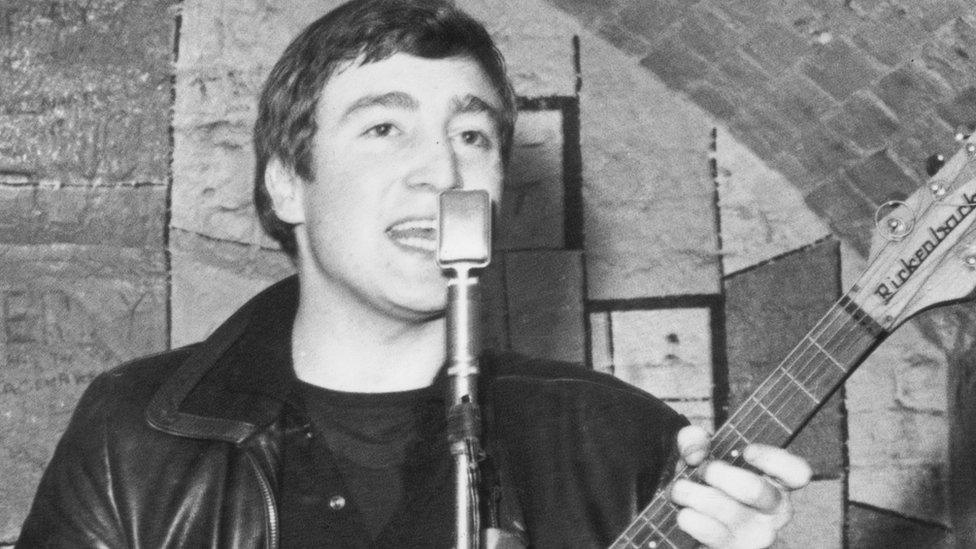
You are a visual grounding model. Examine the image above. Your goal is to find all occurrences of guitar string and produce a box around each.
[630,291,889,548]
[615,149,974,547]
[619,202,942,547]
[661,151,974,546]
[736,154,975,452]
[710,149,971,482]
[722,160,965,446]
[620,299,872,548]
[713,141,976,477]
[619,280,901,546]
[625,300,871,548]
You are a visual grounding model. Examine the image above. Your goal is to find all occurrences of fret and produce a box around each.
[711,422,752,464]
[637,523,678,549]
[773,365,819,403]
[612,296,894,549]
[611,501,684,549]
[630,522,693,549]
[804,334,847,374]
[838,293,885,338]
[726,423,750,445]
[603,232,948,549]
[746,395,792,434]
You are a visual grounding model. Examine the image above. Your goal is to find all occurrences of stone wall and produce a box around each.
[0,0,174,542]
[3,0,975,546]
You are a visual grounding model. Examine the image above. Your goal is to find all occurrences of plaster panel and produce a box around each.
[0,244,167,542]
[170,230,295,347]
[498,110,566,251]
[774,479,844,549]
[586,198,718,299]
[589,311,613,373]
[849,463,948,526]
[846,282,949,525]
[848,501,953,549]
[459,0,578,96]
[505,250,586,363]
[724,240,844,476]
[610,308,712,400]
[578,29,720,298]
[715,128,831,275]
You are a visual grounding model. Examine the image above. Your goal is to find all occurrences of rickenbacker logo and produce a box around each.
[874,192,976,303]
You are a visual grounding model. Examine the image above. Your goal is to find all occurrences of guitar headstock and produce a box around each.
[852,135,976,331]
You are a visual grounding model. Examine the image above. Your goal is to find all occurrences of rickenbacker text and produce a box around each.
[874,192,976,303]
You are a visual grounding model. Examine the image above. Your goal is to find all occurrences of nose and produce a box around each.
[405,136,461,191]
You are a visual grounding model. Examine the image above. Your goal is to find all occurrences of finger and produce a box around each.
[677,425,711,466]
[675,506,732,548]
[700,460,784,513]
[670,478,751,529]
[742,444,812,490]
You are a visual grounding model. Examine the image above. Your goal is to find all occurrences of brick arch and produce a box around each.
[546,0,976,255]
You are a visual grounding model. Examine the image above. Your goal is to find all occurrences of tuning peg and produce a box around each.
[874,200,914,241]
[926,153,946,176]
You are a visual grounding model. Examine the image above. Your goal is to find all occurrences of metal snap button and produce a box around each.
[328,495,346,511]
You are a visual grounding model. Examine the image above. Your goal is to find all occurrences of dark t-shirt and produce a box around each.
[295,380,446,540]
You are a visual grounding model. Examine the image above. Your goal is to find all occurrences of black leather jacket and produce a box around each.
[17,277,687,548]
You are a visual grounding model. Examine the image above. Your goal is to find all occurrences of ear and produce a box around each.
[264,158,307,224]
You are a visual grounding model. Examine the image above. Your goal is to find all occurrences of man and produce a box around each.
[18,0,811,547]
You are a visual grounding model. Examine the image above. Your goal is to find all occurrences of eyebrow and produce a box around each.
[452,94,503,130]
[340,91,419,121]
[339,91,503,130]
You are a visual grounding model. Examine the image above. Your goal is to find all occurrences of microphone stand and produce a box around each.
[438,190,491,549]
[445,267,483,549]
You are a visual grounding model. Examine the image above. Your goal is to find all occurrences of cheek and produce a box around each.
[463,158,504,201]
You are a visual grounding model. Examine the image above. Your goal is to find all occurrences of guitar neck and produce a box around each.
[609,290,889,549]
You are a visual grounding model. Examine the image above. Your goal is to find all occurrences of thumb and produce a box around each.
[676,424,711,466]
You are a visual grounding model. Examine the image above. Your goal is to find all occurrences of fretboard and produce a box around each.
[608,292,888,549]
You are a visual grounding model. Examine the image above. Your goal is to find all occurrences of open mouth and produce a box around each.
[386,218,438,253]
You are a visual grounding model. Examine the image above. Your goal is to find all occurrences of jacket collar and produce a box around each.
[144,275,513,445]
[146,276,301,444]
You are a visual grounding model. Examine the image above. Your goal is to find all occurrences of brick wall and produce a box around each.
[0,0,174,542]
[549,0,976,253]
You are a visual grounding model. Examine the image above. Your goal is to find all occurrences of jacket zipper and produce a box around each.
[247,452,279,549]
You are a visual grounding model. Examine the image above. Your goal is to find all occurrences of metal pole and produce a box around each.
[446,272,482,549]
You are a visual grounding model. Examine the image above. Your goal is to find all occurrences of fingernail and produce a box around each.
[682,444,708,464]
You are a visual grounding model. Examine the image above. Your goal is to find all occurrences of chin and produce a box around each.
[384,286,448,320]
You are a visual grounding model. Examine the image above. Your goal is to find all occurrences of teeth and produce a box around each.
[389,219,436,231]
[387,218,437,252]
[395,235,437,252]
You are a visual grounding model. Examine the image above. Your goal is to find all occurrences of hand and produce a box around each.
[668,425,812,549]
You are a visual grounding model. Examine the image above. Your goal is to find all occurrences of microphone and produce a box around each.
[437,189,491,549]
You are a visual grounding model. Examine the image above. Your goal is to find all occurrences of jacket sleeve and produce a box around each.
[16,373,128,548]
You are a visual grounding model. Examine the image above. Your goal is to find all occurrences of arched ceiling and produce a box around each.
[547,0,976,255]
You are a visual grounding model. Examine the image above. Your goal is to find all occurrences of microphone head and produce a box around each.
[437,189,491,269]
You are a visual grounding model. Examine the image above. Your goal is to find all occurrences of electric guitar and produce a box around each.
[609,135,976,549]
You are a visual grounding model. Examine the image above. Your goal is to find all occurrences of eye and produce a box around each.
[363,123,397,138]
[459,130,491,148]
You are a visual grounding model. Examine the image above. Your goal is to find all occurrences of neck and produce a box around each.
[291,273,447,393]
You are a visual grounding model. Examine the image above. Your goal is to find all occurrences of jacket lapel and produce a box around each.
[146,276,301,444]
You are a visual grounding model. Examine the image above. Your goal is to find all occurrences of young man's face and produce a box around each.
[282,53,505,320]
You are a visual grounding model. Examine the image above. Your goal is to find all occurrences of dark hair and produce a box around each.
[252,0,516,256]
